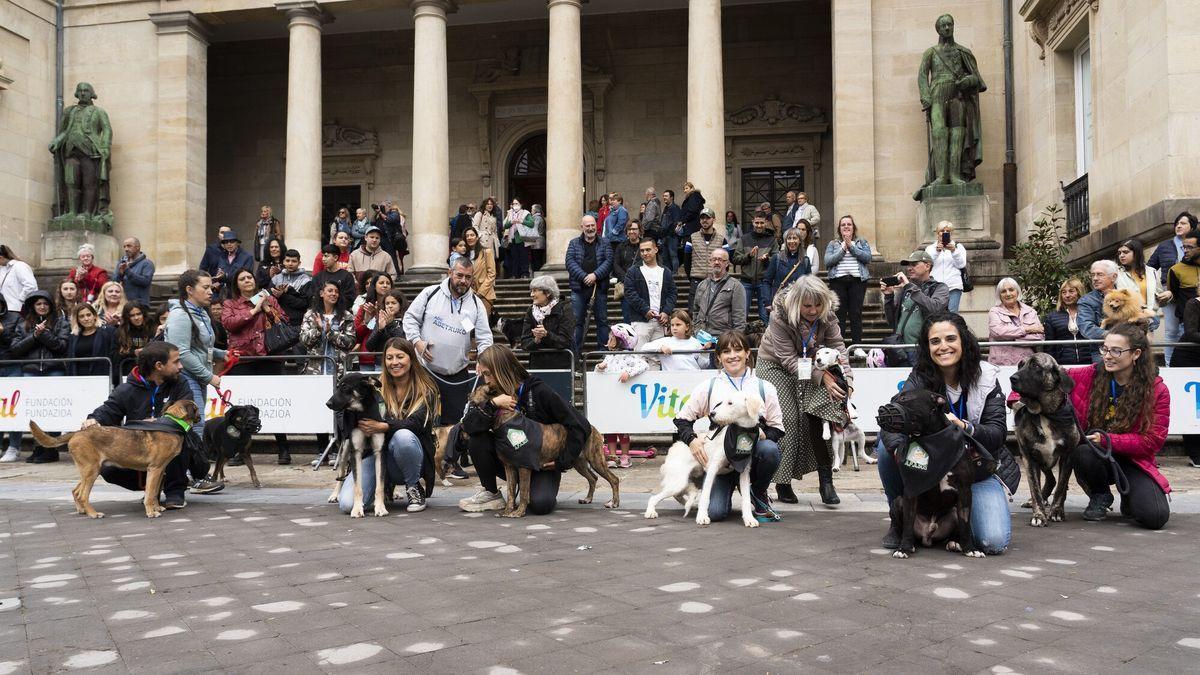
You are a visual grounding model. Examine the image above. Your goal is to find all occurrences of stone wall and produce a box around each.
[0,0,57,265]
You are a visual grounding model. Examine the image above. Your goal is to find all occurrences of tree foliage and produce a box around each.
[1008,205,1082,316]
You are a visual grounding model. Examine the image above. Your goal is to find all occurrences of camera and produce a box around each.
[882,275,902,287]
[942,232,951,246]
[371,203,381,212]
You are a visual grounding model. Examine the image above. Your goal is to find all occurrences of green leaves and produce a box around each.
[1008,205,1082,316]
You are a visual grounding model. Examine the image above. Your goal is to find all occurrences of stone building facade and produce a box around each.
[0,0,1197,284]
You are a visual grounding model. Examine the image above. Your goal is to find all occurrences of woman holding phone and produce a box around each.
[925,221,968,312]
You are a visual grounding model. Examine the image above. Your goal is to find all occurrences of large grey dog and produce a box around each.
[1009,353,1081,527]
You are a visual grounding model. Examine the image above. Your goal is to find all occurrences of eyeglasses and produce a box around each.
[1098,346,1134,357]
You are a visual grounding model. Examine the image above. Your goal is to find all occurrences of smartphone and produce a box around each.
[251,290,268,305]
[942,232,951,246]
[882,275,901,287]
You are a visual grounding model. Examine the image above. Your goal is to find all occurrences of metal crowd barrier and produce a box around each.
[0,356,115,383]
[848,339,1192,358]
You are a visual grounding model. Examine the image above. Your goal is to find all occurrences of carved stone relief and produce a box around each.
[1022,0,1099,59]
[321,119,379,188]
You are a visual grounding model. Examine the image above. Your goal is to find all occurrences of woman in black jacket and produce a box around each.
[519,276,575,370]
[338,337,440,515]
[66,304,116,377]
[678,182,706,277]
[9,290,71,463]
[1042,278,1090,365]
[876,312,1020,555]
[458,345,590,516]
[363,289,410,354]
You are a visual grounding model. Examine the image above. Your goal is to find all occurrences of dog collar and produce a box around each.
[163,414,192,434]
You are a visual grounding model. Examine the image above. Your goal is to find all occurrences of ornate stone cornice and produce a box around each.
[276,1,334,26]
[726,96,827,127]
[148,11,212,44]
[1020,0,1098,59]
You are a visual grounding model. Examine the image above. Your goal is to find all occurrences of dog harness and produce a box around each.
[896,424,967,497]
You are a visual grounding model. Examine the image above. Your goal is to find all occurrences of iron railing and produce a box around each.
[1062,173,1090,241]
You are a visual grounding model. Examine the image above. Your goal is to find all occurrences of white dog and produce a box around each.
[643,390,764,528]
[812,347,851,441]
[831,415,873,472]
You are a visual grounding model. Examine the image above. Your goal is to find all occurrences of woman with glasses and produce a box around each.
[1015,323,1170,529]
[611,221,644,323]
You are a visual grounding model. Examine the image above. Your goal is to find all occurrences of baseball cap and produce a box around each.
[699,207,716,218]
[900,249,933,265]
[364,225,382,235]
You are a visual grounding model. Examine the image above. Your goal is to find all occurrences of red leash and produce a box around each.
[210,351,241,410]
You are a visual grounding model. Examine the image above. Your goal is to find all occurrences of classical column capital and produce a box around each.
[148,11,212,44]
[547,0,585,9]
[276,1,333,26]
[410,0,457,16]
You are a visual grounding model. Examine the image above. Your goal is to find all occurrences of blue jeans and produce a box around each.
[619,295,634,324]
[875,438,1012,555]
[1163,302,1183,364]
[947,289,963,313]
[662,233,680,273]
[743,280,772,324]
[182,373,208,435]
[571,286,609,354]
[707,440,781,522]
[337,430,424,513]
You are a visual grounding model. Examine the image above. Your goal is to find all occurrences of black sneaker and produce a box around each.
[446,465,468,480]
[1189,458,1200,468]
[162,494,187,510]
[190,478,225,494]
[1082,492,1114,521]
[405,486,427,513]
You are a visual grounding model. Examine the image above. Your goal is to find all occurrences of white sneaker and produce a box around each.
[459,489,504,512]
[0,447,19,463]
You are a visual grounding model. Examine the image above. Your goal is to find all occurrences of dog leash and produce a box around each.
[1080,427,1131,496]
[209,351,241,412]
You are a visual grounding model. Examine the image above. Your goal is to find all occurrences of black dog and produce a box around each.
[324,373,390,517]
[205,405,263,488]
[877,389,995,559]
[1010,353,1080,527]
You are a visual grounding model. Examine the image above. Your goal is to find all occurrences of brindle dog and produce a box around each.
[29,400,201,518]
[467,386,619,517]
[1010,353,1080,527]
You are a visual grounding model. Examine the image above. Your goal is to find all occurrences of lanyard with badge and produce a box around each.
[947,388,966,422]
[796,320,819,380]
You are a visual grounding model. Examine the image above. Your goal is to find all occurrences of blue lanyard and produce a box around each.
[516,381,526,412]
[948,388,966,420]
[1110,379,1119,406]
[725,372,747,391]
[801,320,819,357]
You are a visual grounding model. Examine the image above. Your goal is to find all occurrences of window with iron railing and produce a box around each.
[1062,173,1089,241]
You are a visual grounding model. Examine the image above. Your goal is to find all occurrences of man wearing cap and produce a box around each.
[347,225,398,283]
[688,207,726,311]
[882,249,950,366]
[731,214,779,324]
[201,230,254,293]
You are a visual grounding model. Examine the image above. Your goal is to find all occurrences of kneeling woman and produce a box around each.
[672,330,784,522]
[1065,323,1170,529]
[338,338,441,514]
[877,313,1020,554]
[460,344,589,515]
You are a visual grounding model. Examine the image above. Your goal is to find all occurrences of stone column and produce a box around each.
[277,1,329,267]
[149,11,211,274]
[686,0,726,215]
[409,0,453,274]
[544,0,584,268]
[831,0,877,249]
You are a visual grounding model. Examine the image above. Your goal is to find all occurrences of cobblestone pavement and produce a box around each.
[1,477,1199,673]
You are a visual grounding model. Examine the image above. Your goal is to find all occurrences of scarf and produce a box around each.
[531,299,557,324]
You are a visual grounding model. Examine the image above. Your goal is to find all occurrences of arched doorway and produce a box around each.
[507,133,546,209]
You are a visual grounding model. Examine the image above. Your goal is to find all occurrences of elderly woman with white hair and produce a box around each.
[66,243,109,304]
[756,275,853,506]
[1079,259,1121,363]
[986,277,1044,366]
[518,275,575,370]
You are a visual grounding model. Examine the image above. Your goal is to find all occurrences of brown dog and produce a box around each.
[1101,289,1153,328]
[467,387,619,518]
[29,400,201,519]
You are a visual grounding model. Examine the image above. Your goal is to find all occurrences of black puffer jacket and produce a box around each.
[88,369,195,425]
[9,291,71,373]
[519,299,575,370]
[471,375,589,471]
[880,367,1021,495]
[1042,310,1090,365]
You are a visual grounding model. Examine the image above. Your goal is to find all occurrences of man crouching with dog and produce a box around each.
[672,330,784,523]
[79,342,215,509]
[458,345,590,514]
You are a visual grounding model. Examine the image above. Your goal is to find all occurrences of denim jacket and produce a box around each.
[823,239,872,280]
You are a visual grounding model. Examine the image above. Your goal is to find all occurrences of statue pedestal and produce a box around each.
[40,229,120,270]
[916,186,991,245]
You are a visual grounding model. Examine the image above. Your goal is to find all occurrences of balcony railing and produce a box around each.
[1062,173,1090,241]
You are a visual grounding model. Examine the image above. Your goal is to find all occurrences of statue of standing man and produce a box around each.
[49,82,113,230]
[914,14,986,201]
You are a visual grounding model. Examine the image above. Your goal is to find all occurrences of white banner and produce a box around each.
[0,376,111,432]
[585,367,1200,436]
[208,375,335,434]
